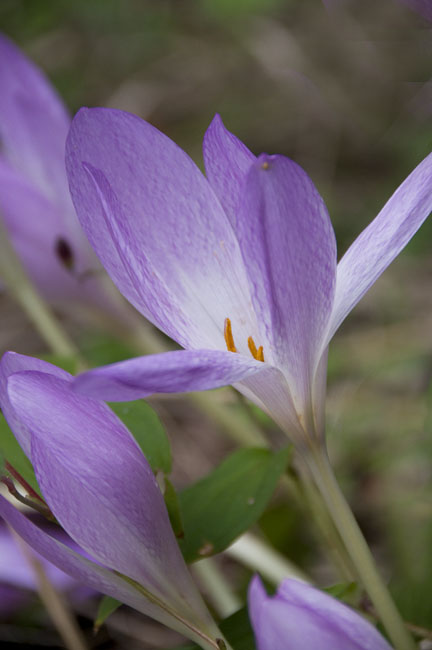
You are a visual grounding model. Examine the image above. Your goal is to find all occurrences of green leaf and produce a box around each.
[179,447,292,562]
[94,596,121,632]
[164,477,184,539]
[0,413,40,495]
[324,581,359,604]
[40,354,78,375]
[110,400,171,474]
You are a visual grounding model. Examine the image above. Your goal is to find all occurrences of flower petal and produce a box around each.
[327,152,432,343]
[203,114,255,226]
[236,154,337,419]
[0,497,214,641]
[73,349,264,401]
[248,576,392,650]
[66,107,260,351]
[0,34,71,213]
[0,352,70,457]
[0,159,97,301]
[7,370,209,621]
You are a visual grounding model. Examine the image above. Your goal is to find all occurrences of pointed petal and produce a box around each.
[0,497,213,641]
[237,154,337,414]
[327,153,432,342]
[66,107,259,350]
[0,34,71,211]
[7,370,210,619]
[248,576,392,650]
[203,114,255,226]
[0,352,70,457]
[73,349,264,401]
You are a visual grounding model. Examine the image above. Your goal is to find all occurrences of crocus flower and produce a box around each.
[65,108,432,447]
[248,575,392,649]
[0,34,130,322]
[0,352,224,650]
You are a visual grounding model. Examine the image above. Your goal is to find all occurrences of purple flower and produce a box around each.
[65,108,432,446]
[0,352,222,649]
[0,34,126,319]
[248,576,393,649]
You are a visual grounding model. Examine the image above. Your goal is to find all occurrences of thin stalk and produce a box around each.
[15,537,88,650]
[304,445,416,650]
[295,460,358,583]
[225,531,309,584]
[193,557,242,618]
[0,217,80,362]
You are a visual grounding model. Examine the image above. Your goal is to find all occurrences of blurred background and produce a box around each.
[0,0,432,648]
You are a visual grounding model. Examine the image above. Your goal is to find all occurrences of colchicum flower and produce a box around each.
[65,108,432,448]
[0,35,130,322]
[248,576,392,650]
[0,352,225,650]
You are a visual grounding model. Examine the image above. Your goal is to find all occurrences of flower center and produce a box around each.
[224,318,265,362]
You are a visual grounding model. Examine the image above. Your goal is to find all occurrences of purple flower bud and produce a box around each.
[248,576,393,650]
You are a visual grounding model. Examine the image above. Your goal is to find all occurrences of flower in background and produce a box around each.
[65,108,432,448]
[0,519,90,619]
[0,352,223,650]
[0,35,131,324]
[248,576,392,650]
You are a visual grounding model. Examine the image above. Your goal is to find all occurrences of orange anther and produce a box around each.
[248,336,265,363]
[224,318,237,353]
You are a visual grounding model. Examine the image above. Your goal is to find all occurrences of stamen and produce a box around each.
[248,336,265,362]
[224,317,237,353]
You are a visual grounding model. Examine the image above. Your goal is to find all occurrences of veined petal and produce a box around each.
[203,114,255,226]
[326,152,432,344]
[0,34,71,212]
[66,107,260,351]
[236,154,337,416]
[248,576,392,650]
[73,349,264,401]
[0,497,217,644]
[235,367,307,445]
[0,352,70,457]
[7,370,209,621]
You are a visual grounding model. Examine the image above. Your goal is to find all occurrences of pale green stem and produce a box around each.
[193,557,242,618]
[304,444,417,650]
[0,217,80,361]
[225,531,310,584]
[295,459,358,583]
[15,535,88,650]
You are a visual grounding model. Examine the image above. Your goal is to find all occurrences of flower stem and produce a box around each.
[193,557,242,618]
[296,461,358,583]
[226,531,309,584]
[304,445,416,650]
[15,536,88,650]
